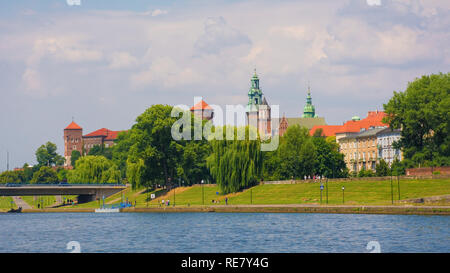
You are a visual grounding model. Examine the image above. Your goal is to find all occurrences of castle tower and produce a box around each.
[190,100,214,121]
[64,121,83,166]
[258,97,271,138]
[246,70,263,129]
[301,85,317,118]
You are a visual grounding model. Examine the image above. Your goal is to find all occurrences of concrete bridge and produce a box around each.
[0,184,127,203]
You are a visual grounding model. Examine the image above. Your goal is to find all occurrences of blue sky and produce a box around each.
[0,0,449,170]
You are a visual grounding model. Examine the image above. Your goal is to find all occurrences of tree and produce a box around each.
[375,159,390,177]
[391,158,406,176]
[126,105,184,189]
[0,170,25,184]
[67,155,121,184]
[312,136,348,178]
[35,142,64,167]
[111,131,133,180]
[207,126,262,194]
[22,163,34,182]
[383,73,450,167]
[71,150,81,168]
[180,140,211,186]
[264,125,316,180]
[30,166,59,184]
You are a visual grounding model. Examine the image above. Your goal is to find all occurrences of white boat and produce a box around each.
[95,207,120,213]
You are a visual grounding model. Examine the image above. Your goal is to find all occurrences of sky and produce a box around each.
[0,0,449,170]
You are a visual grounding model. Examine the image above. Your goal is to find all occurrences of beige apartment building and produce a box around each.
[338,127,386,173]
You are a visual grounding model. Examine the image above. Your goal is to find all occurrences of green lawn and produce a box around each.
[21,195,57,208]
[227,178,450,205]
[11,178,448,209]
[0,196,16,210]
[141,178,450,206]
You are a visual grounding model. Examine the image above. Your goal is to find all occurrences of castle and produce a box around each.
[245,70,272,138]
[63,121,122,166]
[244,70,326,137]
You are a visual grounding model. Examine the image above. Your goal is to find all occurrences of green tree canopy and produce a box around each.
[126,105,183,189]
[264,125,316,180]
[36,142,65,167]
[207,126,262,194]
[67,155,120,184]
[31,166,59,184]
[71,150,81,168]
[312,135,348,178]
[0,170,25,184]
[383,73,450,167]
[111,131,133,180]
[375,159,390,177]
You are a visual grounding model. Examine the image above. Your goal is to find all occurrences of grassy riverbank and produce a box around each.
[4,178,449,214]
[130,178,450,207]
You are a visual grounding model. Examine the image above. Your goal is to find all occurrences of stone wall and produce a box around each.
[406,166,450,176]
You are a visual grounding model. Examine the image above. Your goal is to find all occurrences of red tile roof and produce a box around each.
[310,125,343,137]
[65,121,82,130]
[83,128,123,140]
[310,111,388,137]
[190,100,212,110]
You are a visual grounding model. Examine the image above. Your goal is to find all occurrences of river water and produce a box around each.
[0,212,448,253]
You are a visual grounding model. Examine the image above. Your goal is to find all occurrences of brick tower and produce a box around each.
[64,121,83,166]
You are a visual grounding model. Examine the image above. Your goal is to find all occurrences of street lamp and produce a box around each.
[342,186,345,204]
[320,183,324,204]
[201,179,204,205]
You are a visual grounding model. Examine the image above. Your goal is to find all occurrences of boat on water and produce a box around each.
[95,207,120,213]
[7,207,22,213]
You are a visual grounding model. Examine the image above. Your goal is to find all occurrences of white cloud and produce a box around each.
[130,57,204,89]
[151,9,168,17]
[194,17,251,55]
[367,0,382,6]
[108,51,138,69]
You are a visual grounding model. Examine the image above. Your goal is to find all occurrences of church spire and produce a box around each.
[246,69,263,112]
[302,83,316,118]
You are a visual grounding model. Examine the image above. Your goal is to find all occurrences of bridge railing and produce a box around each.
[2,183,127,187]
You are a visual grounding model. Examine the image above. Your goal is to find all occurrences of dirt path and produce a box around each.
[12,196,32,209]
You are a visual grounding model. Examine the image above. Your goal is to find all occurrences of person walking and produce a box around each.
[225,197,228,205]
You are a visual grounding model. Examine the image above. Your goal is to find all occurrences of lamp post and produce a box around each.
[250,188,253,204]
[397,175,401,200]
[342,186,345,204]
[326,177,328,204]
[201,179,204,205]
[320,184,324,205]
[390,172,394,205]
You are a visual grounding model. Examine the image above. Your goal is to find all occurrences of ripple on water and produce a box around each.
[0,212,448,253]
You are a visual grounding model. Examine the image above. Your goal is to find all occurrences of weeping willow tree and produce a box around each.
[67,155,121,184]
[206,126,263,194]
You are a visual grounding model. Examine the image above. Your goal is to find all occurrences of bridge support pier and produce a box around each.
[77,194,97,204]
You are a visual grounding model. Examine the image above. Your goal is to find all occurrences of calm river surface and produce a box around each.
[0,212,448,253]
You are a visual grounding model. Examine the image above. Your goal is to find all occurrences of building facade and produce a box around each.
[64,121,83,166]
[338,127,386,173]
[376,127,402,166]
[63,121,122,166]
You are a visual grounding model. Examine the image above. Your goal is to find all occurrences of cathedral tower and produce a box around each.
[302,85,317,118]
